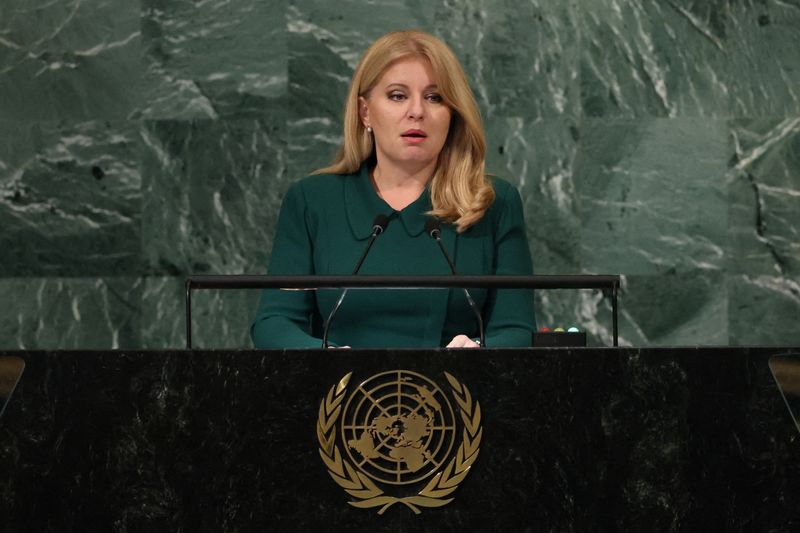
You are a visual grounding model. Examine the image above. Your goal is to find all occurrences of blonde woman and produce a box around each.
[251,30,535,349]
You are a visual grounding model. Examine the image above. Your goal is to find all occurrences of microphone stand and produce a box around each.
[425,220,486,348]
[322,215,390,348]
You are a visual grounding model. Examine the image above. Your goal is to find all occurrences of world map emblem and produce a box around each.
[316,370,482,514]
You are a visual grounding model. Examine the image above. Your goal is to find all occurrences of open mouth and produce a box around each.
[401,130,427,138]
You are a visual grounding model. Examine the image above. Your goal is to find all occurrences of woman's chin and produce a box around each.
[381,151,437,168]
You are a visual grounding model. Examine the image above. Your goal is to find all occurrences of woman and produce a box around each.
[251,30,535,349]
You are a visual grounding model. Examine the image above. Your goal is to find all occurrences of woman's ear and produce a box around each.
[358,96,369,126]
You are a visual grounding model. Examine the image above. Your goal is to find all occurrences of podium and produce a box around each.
[1,347,798,531]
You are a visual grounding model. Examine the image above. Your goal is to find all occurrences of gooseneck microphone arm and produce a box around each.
[322,214,390,349]
[425,219,486,348]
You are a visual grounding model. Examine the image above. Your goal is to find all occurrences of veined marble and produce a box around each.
[140,117,287,277]
[140,0,287,119]
[2,348,797,529]
[726,0,800,116]
[0,120,141,276]
[578,0,730,117]
[578,0,800,117]
[0,0,142,120]
[0,277,141,349]
[434,0,580,119]
[141,277,260,349]
[485,117,581,274]
[728,118,800,277]
[576,118,729,275]
[730,274,800,346]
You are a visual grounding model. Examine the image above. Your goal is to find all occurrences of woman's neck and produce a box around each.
[370,159,435,211]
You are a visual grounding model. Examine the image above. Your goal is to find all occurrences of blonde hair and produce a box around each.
[314,30,494,232]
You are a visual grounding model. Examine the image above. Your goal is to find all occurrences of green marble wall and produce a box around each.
[1,0,798,349]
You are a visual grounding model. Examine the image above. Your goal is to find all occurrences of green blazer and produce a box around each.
[250,164,536,348]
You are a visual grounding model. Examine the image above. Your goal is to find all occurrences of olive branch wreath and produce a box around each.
[316,371,482,515]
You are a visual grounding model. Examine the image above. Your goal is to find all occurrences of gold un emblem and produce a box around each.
[316,370,482,514]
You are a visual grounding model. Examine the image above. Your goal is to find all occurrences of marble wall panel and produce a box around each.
[140,116,287,277]
[616,271,728,346]
[726,0,800,116]
[534,271,728,348]
[434,0,580,119]
[728,118,800,277]
[141,277,259,349]
[140,0,288,120]
[0,120,141,276]
[0,277,141,349]
[576,118,729,275]
[0,0,142,121]
[578,0,730,117]
[141,277,179,348]
[729,275,800,346]
[579,0,800,117]
[485,117,581,274]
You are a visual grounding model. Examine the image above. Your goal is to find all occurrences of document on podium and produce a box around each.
[0,356,25,419]
[769,353,800,435]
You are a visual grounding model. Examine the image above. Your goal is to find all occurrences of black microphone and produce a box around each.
[424,218,485,347]
[322,214,391,348]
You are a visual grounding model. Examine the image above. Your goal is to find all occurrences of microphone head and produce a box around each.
[424,218,441,238]
[372,214,390,235]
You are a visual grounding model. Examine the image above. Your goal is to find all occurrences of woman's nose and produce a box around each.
[407,96,424,119]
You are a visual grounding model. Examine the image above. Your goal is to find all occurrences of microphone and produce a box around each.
[424,219,485,347]
[322,214,391,348]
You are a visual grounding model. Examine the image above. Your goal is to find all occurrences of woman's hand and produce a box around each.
[446,335,480,348]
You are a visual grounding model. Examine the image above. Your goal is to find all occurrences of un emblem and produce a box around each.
[316,370,482,514]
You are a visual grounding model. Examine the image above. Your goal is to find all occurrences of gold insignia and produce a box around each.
[316,370,482,514]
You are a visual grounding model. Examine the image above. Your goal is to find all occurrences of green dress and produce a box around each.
[250,164,536,348]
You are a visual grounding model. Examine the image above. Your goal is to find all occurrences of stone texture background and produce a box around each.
[1,0,798,349]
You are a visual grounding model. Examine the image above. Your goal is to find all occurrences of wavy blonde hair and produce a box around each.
[314,30,494,232]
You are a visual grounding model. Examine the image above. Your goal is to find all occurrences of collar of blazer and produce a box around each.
[344,163,433,239]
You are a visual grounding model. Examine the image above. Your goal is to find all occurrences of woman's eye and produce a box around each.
[426,93,443,103]
[388,92,406,101]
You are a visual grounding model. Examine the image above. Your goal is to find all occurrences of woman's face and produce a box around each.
[359,57,452,172]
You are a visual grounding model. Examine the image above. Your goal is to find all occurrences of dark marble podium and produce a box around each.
[1,347,798,532]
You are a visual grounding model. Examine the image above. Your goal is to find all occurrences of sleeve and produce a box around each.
[250,181,324,349]
[483,182,537,347]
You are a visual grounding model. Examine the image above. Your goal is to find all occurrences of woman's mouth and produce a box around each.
[401,130,427,142]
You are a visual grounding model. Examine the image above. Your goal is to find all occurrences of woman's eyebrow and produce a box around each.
[384,83,440,90]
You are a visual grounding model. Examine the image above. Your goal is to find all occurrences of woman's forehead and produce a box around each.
[375,57,439,87]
